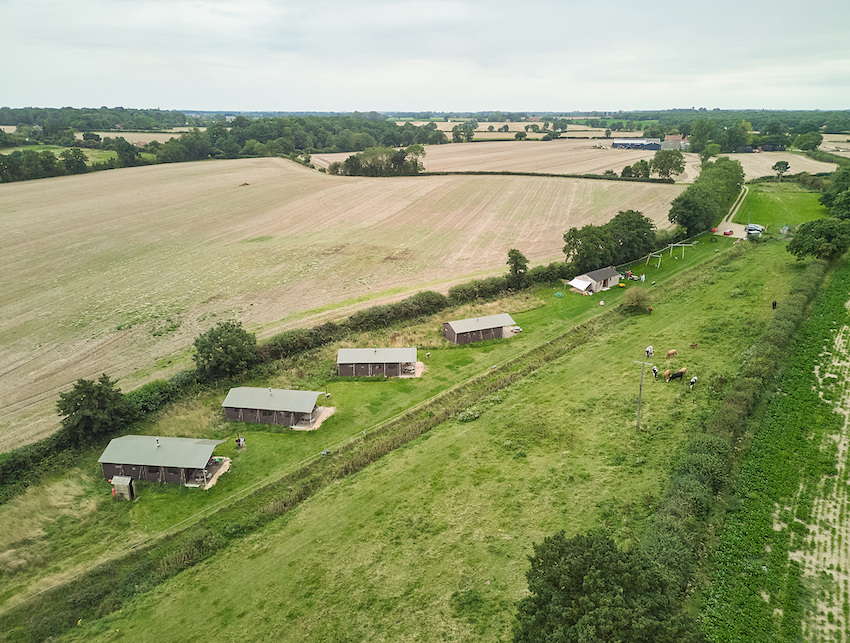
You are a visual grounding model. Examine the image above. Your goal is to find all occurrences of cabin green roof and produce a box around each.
[98,436,224,469]
[336,347,417,364]
[221,387,322,413]
[445,313,516,334]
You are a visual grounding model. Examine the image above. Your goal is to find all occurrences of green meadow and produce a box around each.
[734,181,829,229]
[33,237,815,642]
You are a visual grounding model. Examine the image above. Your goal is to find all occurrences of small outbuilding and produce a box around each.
[612,138,661,150]
[442,313,517,344]
[337,347,417,377]
[222,387,323,428]
[569,267,620,294]
[98,435,225,485]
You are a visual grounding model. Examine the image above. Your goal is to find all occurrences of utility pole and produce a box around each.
[633,359,654,434]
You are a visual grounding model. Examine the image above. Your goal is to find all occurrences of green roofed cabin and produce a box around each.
[222,387,323,428]
[337,347,417,377]
[442,313,517,344]
[98,435,224,484]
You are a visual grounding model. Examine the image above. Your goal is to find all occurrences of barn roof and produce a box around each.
[221,387,322,413]
[337,347,417,364]
[583,267,620,282]
[98,436,224,469]
[445,313,516,334]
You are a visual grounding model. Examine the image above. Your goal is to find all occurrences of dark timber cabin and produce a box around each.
[336,347,417,377]
[442,313,517,345]
[98,435,224,484]
[222,387,322,428]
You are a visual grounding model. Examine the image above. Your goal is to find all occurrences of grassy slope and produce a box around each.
[733,181,828,229]
[56,241,803,642]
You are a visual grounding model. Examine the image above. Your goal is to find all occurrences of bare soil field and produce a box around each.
[820,133,850,158]
[729,150,837,179]
[396,120,634,141]
[72,128,202,145]
[313,139,705,181]
[0,158,685,449]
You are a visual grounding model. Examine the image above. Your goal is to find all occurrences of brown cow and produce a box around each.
[665,349,678,359]
[664,369,672,382]
[669,367,688,382]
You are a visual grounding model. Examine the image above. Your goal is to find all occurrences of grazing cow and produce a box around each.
[664,369,672,382]
[689,376,698,389]
[690,343,698,349]
[652,365,658,378]
[669,367,687,382]
[666,349,678,359]
[645,345,654,358]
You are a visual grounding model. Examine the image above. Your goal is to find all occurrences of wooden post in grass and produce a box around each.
[633,359,653,434]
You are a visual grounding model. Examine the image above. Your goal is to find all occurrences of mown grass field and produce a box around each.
[733,181,829,229]
[0,158,685,450]
[18,238,808,642]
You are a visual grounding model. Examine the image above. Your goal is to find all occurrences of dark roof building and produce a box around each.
[337,347,417,377]
[568,267,620,293]
[442,313,517,344]
[98,435,224,484]
[222,387,323,428]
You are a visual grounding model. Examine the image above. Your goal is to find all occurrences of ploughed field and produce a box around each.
[0,157,685,449]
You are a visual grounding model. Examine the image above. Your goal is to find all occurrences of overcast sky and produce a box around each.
[2,0,848,112]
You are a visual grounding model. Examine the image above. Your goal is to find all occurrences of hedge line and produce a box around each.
[420,170,674,183]
[805,149,850,167]
[639,259,828,602]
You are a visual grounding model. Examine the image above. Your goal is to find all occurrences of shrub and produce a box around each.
[622,287,652,313]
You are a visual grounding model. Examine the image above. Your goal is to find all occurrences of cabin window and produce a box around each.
[147,466,159,474]
[167,468,179,475]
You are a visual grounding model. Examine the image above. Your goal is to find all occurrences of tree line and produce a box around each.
[0,116,448,183]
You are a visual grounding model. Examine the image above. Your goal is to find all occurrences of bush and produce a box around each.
[193,321,258,381]
[622,286,652,313]
[127,379,176,415]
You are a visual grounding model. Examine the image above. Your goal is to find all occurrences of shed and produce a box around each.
[442,313,517,344]
[337,347,417,377]
[612,138,661,150]
[98,436,224,484]
[573,267,620,293]
[222,387,322,428]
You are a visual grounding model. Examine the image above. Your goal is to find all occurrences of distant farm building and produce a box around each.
[337,347,417,377]
[661,134,690,150]
[98,435,224,485]
[443,313,517,344]
[568,267,620,294]
[222,387,323,428]
[612,138,661,150]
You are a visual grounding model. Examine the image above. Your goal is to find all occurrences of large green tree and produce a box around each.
[506,248,530,287]
[513,531,699,642]
[772,160,790,182]
[563,225,614,274]
[193,320,258,381]
[649,149,685,179]
[787,218,850,261]
[56,374,136,446]
[606,210,657,264]
[820,166,850,208]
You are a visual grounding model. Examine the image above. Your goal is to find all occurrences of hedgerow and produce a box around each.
[701,258,845,641]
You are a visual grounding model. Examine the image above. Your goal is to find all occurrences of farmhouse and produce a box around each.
[222,387,323,428]
[661,134,690,151]
[567,267,620,294]
[337,347,417,377]
[443,313,517,344]
[612,138,661,150]
[98,435,224,484]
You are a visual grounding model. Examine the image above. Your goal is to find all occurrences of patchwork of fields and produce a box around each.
[0,158,685,449]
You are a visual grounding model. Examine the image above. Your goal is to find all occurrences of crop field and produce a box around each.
[821,133,850,158]
[702,260,850,642]
[312,138,704,181]
[0,158,685,449]
[733,182,829,229]
[37,240,808,642]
